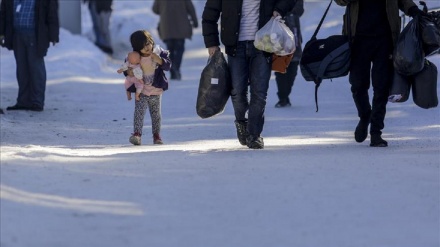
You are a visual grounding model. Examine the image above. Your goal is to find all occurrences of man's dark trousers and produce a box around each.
[13,30,46,109]
[349,35,393,136]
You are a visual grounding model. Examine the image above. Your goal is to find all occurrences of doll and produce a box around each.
[117,51,144,101]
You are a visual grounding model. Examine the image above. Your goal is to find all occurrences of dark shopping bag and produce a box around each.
[419,1,440,56]
[299,0,351,112]
[412,59,438,109]
[419,15,440,56]
[388,70,413,103]
[196,50,231,119]
[393,17,424,76]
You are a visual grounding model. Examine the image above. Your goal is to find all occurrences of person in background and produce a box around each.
[0,0,59,112]
[127,30,171,146]
[274,0,304,108]
[153,0,198,80]
[84,0,113,55]
[334,0,424,147]
[202,0,296,149]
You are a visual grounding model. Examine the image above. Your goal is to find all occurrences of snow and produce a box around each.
[1,1,439,247]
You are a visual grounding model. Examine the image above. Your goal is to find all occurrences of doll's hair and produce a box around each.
[130,30,155,53]
[127,51,141,64]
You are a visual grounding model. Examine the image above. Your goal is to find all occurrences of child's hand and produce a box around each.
[117,69,123,74]
[151,53,162,64]
[126,68,134,77]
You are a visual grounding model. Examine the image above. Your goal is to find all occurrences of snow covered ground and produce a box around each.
[1,1,439,247]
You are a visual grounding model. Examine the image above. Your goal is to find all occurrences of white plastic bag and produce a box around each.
[254,16,296,55]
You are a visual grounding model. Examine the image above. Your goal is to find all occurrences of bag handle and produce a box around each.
[309,0,352,112]
[311,0,352,41]
[310,0,333,40]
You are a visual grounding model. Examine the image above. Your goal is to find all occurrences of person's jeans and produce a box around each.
[13,30,46,108]
[89,2,112,49]
[227,41,272,137]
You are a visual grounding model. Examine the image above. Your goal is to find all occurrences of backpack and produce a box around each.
[300,0,351,112]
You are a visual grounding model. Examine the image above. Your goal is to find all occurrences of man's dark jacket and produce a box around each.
[285,0,304,61]
[202,0,296,56]
[0,0,59,57]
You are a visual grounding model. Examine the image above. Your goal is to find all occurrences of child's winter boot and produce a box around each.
[129,133,142,145]
[153,133,163,145]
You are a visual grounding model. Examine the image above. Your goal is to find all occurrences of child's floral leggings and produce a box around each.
[133,94,161,136]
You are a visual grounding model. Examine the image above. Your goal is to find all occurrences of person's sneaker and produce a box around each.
[6,104,29,111]
[95,42,113,55]
[234,120,248,145]
[129,133,142,145]
[354,120,370,143]
[275,100,291,108]
[153,133,163,145]
[370,135,388,147]
[29,104,43,112]
[246,135,264,149]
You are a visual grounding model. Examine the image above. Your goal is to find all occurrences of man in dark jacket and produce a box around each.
[335,0,422,147]
[274,0,304,108]
[85,0,113,55]
[202,0,295,149]
[0,0,59,112]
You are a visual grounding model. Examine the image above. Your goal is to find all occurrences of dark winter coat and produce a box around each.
[202,0,296,56]
[334,0,416,44]
[152,49,172,91]
[0,0,59,57]
[152,0,198,41]
[285,0,304,61]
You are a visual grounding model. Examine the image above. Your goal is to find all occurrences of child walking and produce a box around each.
[127,30,171,145]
